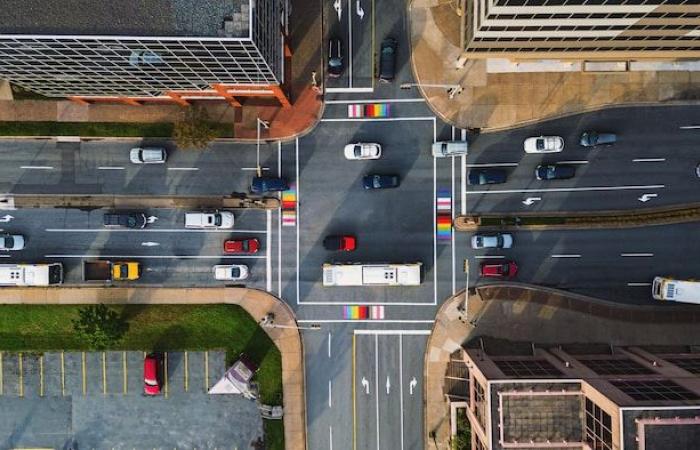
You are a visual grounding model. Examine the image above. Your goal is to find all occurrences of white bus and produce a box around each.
[0,263,64,286]
[652,276,700,304]
[322,263,422,287]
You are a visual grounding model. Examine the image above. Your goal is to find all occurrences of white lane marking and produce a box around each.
[21,166,53,170]
[474,255,505,259]
[296,138,300,305]
[633,158,666,162]
[45,254,266,259]
[329,426,333,450]
[353,329,432,335]
[399,335,405,450]
[627,282,652,287]
[328,332,332,358]
[374,335,380,450]
[45,228,266,233]
[451,147,456,295]
[325,98,424,104]
[278,142,282,296]
[241,167,270,171]
[325,87,374,93]
[320,116,436,123]
[300,319,435,324]
[556,160,588,165]
[347,0,353,88]
[551,254,581,258]
[167,167,199,171]
[328,380,332,408]
[298,300,436,306]
[466,184,664,195]
[432,127,438,307]
[465,162,519,168]
[97,166,125,170]
[266,209,272,292]
[620,253,654,257]
[460,155,467,216]
[0,254,11,258]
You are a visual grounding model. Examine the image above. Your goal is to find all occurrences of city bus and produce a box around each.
[322,262,422,287]
[0,263,64,286]
[652,276,700,304]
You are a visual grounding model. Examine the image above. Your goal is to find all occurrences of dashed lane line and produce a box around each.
[551,254,582,258]
[620,253,654,257]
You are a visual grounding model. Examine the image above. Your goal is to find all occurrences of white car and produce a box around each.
[471,233,513,249]
[0,234,24,251]
[214,264,249,281]
[344,143,382,160]
[523,136,564,154]
[130,147,167,164]
[184,211,234,229]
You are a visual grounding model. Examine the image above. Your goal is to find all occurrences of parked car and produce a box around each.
[143,353,161,396]
[362,174,400,190]
[535,164,576,180]
[185,211,234,229]
[579,131,617,147]
[103,212,147,229]
[480,260,518,278]
[696,163,700,178]
[378,37,398,82]
[323,235,356,251]
[432,140,468,158]
[467,169,507,185]
[130,147,167,164]
[524,136,564,154]
[328,38,343,78]
[223,238,260,254]
[0,234,24,251]
[214,264,249,281]
[471,233,513,249]
[250,176,289,194]
[344,143,382,160]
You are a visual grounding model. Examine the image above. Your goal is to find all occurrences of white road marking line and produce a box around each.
[266,209,272,292]
[325,98,424,104]
[241,167,270,171]
[556,160,588,165]
[374,335,380,450]
[466,184,664,195]
[298,301,436,306]
[301,319,434,324]
[167,167,199,171]
[329,426,333,450]
[296,138,300,305]
[451,147,456,295]
[97,166,125,170]
[633,158,666,162]
[328,379,332,408]
[45,254,266,259]
[325,87,374,93]
[460,155,467,216]
[432,127,438,307]
[465,162,519,168]
[0,254,11,258]
[627,282,652,287]
[20,166,53,170]
[320,116,436,123]
[348,0,352,88]
[353,329,432,335]
[399,335,405,450]
[620,253,654,257]
[551,254,581,258]
[45,228,266,233]
[474,255,505,259]
[328,332,332,358]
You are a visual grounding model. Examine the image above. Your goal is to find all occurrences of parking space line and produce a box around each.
[82,352,86,396]
[18,353,23,397]
[164,352,169,398]
[61,351,65,396]
[102,352,107,395]
[123,351,127,394]
[40,355,44,397]
[184,351,189,392]
[205,351,209,391]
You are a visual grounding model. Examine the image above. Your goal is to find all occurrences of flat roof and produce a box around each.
[0,0,249,38]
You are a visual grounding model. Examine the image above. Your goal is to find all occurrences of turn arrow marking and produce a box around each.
[361,377,370,395]
[409,377,417,396]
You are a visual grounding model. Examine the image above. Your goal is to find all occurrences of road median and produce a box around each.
[2,194,279,210]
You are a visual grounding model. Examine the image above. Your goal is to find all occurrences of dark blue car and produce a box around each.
[467,169,507,185]
[250,176,289,194]
[362,174,400,190]
[535,164,576,180]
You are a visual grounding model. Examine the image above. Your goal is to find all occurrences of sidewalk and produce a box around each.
[0,287,306,450]
[409,0,700,131]
[425,283,700,449]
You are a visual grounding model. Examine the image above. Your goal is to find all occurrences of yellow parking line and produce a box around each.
[81,352,86,396]
[39,355,44,397]
[163,352,168,398]
[204,351,209,391]
[60,352,65,396]
[18,353,23,397]
[184,351,189,392]
[352,334,356,450]
[123,351,127,394]
[102,352,107,395]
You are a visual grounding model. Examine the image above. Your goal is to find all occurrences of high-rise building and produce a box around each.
[0,0,290,106]
[460,0,700,60]
[447,341,700,450]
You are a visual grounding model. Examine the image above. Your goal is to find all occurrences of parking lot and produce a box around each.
[0,350,263,449]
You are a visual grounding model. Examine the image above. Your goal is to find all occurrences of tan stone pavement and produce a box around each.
[0,287,306,450]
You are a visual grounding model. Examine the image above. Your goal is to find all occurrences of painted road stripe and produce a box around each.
[633,158,666,162]
[474,255,505,259]
[321,116,436,123]
[326,98,424,104]
[20,166,53,170]
[467,184,664,195]
[300,319,434,324]
[551,254,581,258]
[627,282,652,287]
[465,162,519,168]
[557,160,588,165]
[167,167,199,171]
[620,253,654,257]
[353,329,432,335]
[46,228,266,233]
[98,166,125,170]
[45,254,266,259]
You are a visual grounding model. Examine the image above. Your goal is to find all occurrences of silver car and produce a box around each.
[130,147,167,164]
[471,233,513,249]
[432,140,468,158]
[0,234,25,251]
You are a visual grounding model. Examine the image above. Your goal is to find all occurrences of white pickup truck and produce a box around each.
[184,211,234,229]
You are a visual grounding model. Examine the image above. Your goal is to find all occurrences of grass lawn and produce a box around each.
[0,121,234,138]
[0,304,283,449]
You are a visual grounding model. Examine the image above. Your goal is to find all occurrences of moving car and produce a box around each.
[250,176,289,194]
[579,131,617,147]
[224,238,260,254]
[185,211,234,229]
[323,235,356,251]
[467,169,507,185]
[480,260,518,278]
[214,264,249,281]
[378,37,397,82]
[0,234,24,251]
[103,212,147,229]
[432,140,468,158]
[328,38,343,78]
[130,147,167,164]
[362,174,400,190]
[344,143,382,160]
[143,353,161,396]
[471,233,513,249]
[535,164,576,180]
[524,136,564,154]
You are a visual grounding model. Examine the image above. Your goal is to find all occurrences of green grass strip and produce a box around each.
[0,121,233,138]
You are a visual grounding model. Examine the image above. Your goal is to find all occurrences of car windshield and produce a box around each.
[242,241,249,251]
[214,214,222,226]
[230,267,240,277]
[329,57,342,68]
[127,216,136,227]
[536,139,545,150]
[118,265,128,278]
[354,146,363,157]
[373,176,381,188]
[547,166,556,177]
[3,237,13,248]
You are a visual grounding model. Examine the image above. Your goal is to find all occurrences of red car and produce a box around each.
[143,353,161,396]
[323,235,356,251]
[224,238,260,254]
[480,260,518,278]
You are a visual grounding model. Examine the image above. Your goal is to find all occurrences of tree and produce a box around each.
[72,304,129,350]
[172,107,218,150]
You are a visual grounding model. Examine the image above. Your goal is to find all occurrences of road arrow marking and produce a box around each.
[146,216,158,223]
[522,197,541,206]
[638,193,658,202]
[386,376,391,395]
[409,377,417,396]
[361,377,370,395]
[356,0,364,19]
[141,242,160,247]
[0,215,14,223]
[333,0,342,21]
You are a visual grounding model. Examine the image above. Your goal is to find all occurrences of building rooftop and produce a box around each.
[623,409,700,450]
[0,0,249,38]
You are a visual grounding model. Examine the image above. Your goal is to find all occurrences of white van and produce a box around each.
[432,141,468,158]
[185,211,234,229]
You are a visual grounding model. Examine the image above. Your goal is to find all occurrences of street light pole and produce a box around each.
[400,82,463,99]
[259,313,321,331]
[256,117,270,177]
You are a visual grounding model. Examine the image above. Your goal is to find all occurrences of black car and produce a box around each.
[579,131,617,147]
[378,38,397,83]
[535,164,576,180]
[103,212,147,229]
[467,169,507,185]
[328,38,343,78]
[250,176,289,194]
[362,174,400,190]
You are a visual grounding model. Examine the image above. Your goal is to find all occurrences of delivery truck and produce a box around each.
[322,262,422,287]
[83,260,141,282]
[652,277,700,304]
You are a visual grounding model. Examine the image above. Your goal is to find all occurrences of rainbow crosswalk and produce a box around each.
[282,184,296,227]
[347,103,391,118]
[436,188,452,241]
[343,305,385,320]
